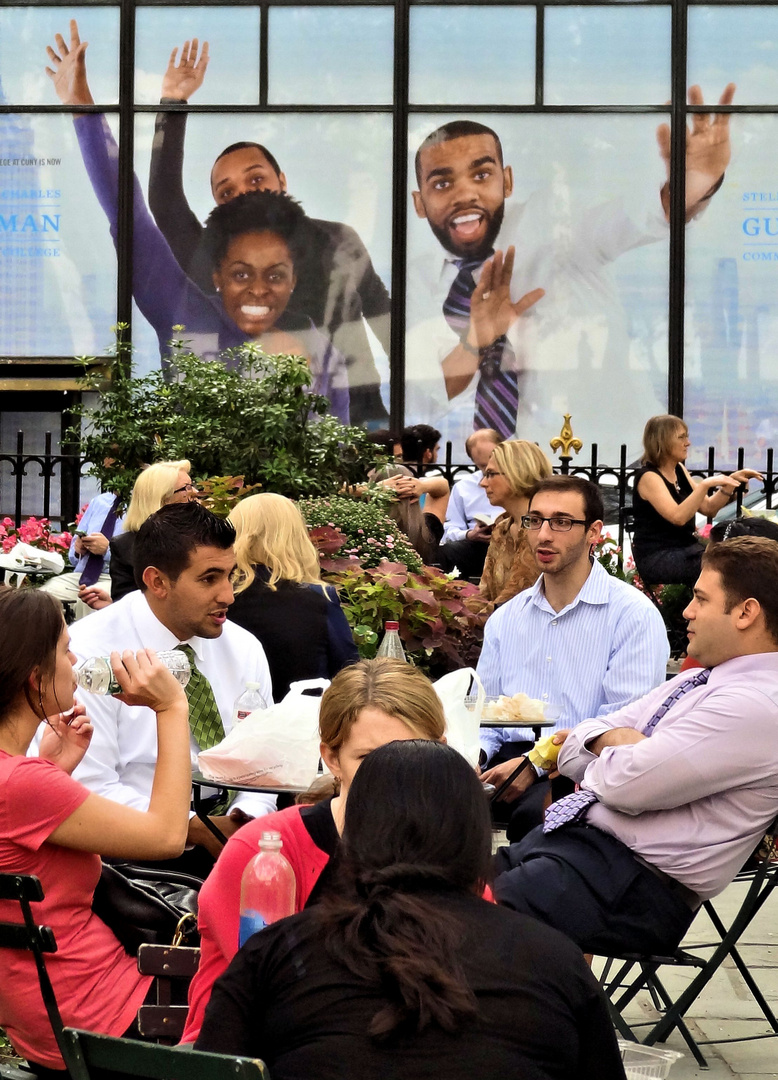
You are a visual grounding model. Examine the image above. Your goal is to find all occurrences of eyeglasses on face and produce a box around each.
[173,483,198,495]
[482,470,503,480]
[521,514,588,533]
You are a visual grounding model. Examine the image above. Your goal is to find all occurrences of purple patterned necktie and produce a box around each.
[79,497,121,587]
[542,668,712,833]
[442,256,519,439]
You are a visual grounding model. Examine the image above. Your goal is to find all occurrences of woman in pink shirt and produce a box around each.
[0,586,191,1073]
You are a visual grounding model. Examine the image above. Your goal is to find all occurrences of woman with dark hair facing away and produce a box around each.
[196,740,625,1080]
[45,22,349,423]
[478,439,553,605]
[370,463,448,564]
[0,587,191,1074]
[181,658,445,1044]
[227,493,358,700]
[632,415,761,587]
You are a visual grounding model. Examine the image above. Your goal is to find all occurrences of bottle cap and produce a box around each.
[245,682,262,690]
[260,830,283,851]
[385,621,400,631]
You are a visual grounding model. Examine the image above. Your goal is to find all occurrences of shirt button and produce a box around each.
[551,620,557,625]
[542,693,549,699]
[546,656,552,662]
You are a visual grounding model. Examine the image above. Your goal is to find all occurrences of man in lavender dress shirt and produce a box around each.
[494,535,778,955]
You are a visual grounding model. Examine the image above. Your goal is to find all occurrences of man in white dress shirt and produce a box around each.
[405,94,733,449]
[70,501,274,875]
[440,427,504,579]
[477,475,668,839]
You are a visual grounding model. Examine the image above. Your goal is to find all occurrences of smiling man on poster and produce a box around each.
[405,90,734,446]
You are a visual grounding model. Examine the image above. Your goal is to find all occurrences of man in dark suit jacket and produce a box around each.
[148,39,390,425]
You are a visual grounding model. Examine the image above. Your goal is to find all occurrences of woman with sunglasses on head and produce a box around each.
[633,414,761,587]
[478,440,553,605]
[196,740,625,1080]
[0,587,190,1075]
[181,658,445,1044]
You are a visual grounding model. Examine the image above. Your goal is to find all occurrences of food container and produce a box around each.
[618,1040,683,1079]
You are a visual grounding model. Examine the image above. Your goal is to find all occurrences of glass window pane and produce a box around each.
[685,114,778,467]
[0,112,117,357]
[132,112,392,423]
[409,6,535,106]
[0,6,119,107]
[269,7,393,106]
[688,6,778,107]
[545,6,671,105]
[406,113,670,461]
[135,6,259,106]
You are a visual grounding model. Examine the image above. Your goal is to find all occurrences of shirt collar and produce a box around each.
[131,592,209,663]
[530,558,610,616]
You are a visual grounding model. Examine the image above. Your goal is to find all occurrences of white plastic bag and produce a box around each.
[0,542,64,586]
[434,667,484,767]
[198,679,328,788]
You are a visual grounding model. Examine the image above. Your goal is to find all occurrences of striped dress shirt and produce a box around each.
[476,560,669,761]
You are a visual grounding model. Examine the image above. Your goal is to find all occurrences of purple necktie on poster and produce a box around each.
[79,497,121,587]
[542,668,712,833]
[442,257,519,440]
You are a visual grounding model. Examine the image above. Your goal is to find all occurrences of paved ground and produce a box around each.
[593,879,778,1079]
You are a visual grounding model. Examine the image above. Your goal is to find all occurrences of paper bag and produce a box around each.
[198,679,328,788]
[434,667,484,767]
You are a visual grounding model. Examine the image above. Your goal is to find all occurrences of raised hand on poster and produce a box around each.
[161,39,210,102]
[470,247,545,349]
[656,83,736,220]
[45,18,94,107]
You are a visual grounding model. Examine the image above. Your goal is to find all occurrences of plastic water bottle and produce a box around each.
[232,682,267,726]
[239,831,296,947]
[75,649,191,695]
[375,620,406,661]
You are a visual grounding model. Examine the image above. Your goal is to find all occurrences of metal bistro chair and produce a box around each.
[0,873,74,1078]
[61,1029,270,1080]
[597,817,778,1068]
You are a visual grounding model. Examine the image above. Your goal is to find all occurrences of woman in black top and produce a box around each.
[632,414,760,586]
[227,493,358,700]
[196,740,626,1080]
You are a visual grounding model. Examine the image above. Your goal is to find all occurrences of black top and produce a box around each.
[299,798,340,907]
[148,111,390,424]
[632,463,696,554]
[196,892,626,1080]
[228,569,359,701]
[108,531,138,601]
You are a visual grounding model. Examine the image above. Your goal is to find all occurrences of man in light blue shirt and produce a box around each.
[440,427,504,578]
[478,475,668,838]
[40,491,123,620]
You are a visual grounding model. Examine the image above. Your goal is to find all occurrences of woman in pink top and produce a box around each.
[182,658,446,1043]
[0,586,191,1073]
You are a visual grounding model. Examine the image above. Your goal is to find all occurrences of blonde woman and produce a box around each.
[479,440,553,605]
[228,493,358,700]
[107,460,196,603]
[182,658,446,1045]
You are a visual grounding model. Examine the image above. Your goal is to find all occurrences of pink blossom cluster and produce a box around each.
[0,516,73,554]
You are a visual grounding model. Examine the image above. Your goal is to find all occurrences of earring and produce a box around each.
[215,286,221,293]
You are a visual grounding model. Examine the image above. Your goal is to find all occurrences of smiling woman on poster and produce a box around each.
[44,20,350,424]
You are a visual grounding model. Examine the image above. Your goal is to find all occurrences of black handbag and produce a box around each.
[92,862,202,956]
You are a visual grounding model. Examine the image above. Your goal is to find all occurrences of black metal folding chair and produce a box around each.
[597,820,778,1068]
[61,1029,269,1080]
[0,873,74,1077]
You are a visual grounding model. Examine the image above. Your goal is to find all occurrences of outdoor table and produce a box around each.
[192,772,315,846]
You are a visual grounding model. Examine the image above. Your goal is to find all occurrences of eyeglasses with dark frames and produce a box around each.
[521,514,588,533]
[173,482,198,496]
[482,470,504,480]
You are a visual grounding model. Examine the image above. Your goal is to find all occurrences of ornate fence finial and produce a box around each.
[550,414,583,460]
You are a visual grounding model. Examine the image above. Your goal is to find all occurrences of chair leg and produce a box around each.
[642,970,709,1069]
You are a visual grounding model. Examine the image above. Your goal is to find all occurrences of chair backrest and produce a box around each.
[62,1029,270,1080]
[135,943,201,1043]
[0,873,71,1067]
